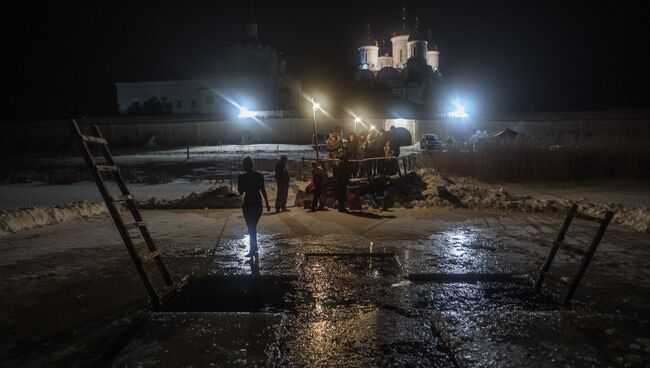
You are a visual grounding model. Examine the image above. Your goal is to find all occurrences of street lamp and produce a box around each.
[353,117,361,134]
[311,99,320,161]
[238,106,257,119]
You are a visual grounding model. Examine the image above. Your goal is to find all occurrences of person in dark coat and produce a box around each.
[310,161,327,212]
[335,155,351,213]
[388,126,401,157]
[238,157,271,257]
[274,155,290,213]
[326,132,343,159]
[346,132,359,177]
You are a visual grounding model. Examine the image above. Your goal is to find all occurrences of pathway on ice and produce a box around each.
[1,207,649,366]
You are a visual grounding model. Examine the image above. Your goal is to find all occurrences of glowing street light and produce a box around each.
[238,106,257,119]
[450,101,469,118]
[353,117,361,134]
[311,98,320,161]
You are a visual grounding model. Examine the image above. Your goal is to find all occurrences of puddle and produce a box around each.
[409,282,557,312]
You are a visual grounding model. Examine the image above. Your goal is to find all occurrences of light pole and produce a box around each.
[354,117,361,134]
[312,99,320,161]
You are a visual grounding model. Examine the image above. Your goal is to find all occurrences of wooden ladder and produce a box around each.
[70,120,182,309]
[535,204,614,307]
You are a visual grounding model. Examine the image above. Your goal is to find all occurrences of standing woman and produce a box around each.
[238,157,271,257]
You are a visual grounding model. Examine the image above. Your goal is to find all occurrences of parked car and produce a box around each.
[420,134,443,151]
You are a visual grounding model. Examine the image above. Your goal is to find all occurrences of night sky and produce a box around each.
[3,0,649,121]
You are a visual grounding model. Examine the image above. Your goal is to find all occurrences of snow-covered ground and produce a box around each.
[2,143,415,171]
[0,180,217,209]
[1,144,648,236]
[415,169,650,233]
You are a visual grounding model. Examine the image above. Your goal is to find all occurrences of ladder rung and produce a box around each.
[123,221,146,230]
[95,165,119,172]
[140,250,161,262]
[81,134,108,144]
[573,212,602,223]
[112,194,134,202]
[160,279,188,304]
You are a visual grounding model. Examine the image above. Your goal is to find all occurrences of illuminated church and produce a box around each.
[355,7,442,105]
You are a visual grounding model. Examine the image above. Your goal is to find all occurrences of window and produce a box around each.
[206,94,214,105]
[175,100,182,108]
[191,99,197,108]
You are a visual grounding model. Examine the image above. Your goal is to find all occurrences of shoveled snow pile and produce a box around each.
[140,180,308,210]
[0,201,108,237]
[139,186,242,209]
[414,168,650,233]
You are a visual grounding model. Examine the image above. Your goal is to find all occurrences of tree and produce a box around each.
[125,97,172,115]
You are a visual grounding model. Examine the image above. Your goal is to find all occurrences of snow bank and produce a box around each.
[139,186,242,209]
[414,168,650,233]
[0,201,108,237]
[139,180,310,210]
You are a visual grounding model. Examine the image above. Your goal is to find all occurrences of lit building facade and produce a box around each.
[356,7,442,105]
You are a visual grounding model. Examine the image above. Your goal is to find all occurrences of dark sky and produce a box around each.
[3,0,649,121]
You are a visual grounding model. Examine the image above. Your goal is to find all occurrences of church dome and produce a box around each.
[361,23,378,47]
[427,29,438,51]
[392,5,410,37]
[409,17,425,40]
[379,36,391,56]
[402,58,433,84]
[355,69,376,82]
[377,67,400,81]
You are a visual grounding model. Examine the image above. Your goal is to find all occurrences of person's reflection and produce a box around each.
[247,255,260,276]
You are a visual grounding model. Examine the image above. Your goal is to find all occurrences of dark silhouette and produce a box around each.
[274,155,290,213]
[310,161,326,212]
[335,155,351,213]
[125,96,173,115]
[237,157,271,257]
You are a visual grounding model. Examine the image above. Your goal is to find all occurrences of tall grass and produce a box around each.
[420,137,649,182]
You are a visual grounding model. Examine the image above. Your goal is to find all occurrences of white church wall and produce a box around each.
[390,35,409,69]
[407,40,427,60]
[378,56,393,69]
[426,50,439,70]
[358,45,379,70]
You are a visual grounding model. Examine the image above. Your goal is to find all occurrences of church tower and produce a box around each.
[378,35,393,69]
[426,29,440,70]
[391,5,410,69]
[358,23,379,71]
[245,2,258,41]
[407,17,427,60]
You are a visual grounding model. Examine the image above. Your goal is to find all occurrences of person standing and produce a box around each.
[274,155,290,213]
[346,132,359,177]
[389,126,401,157]
[310,161,326,212]
[326,132,343,159]
[335,155,351,213]
[238,157,271,257]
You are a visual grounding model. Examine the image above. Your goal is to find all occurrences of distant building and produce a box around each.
[355,6,442,105]
[116,12,301,116]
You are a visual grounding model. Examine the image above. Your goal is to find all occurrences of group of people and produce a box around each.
[236,126,404,258]
[325,126,402,164]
